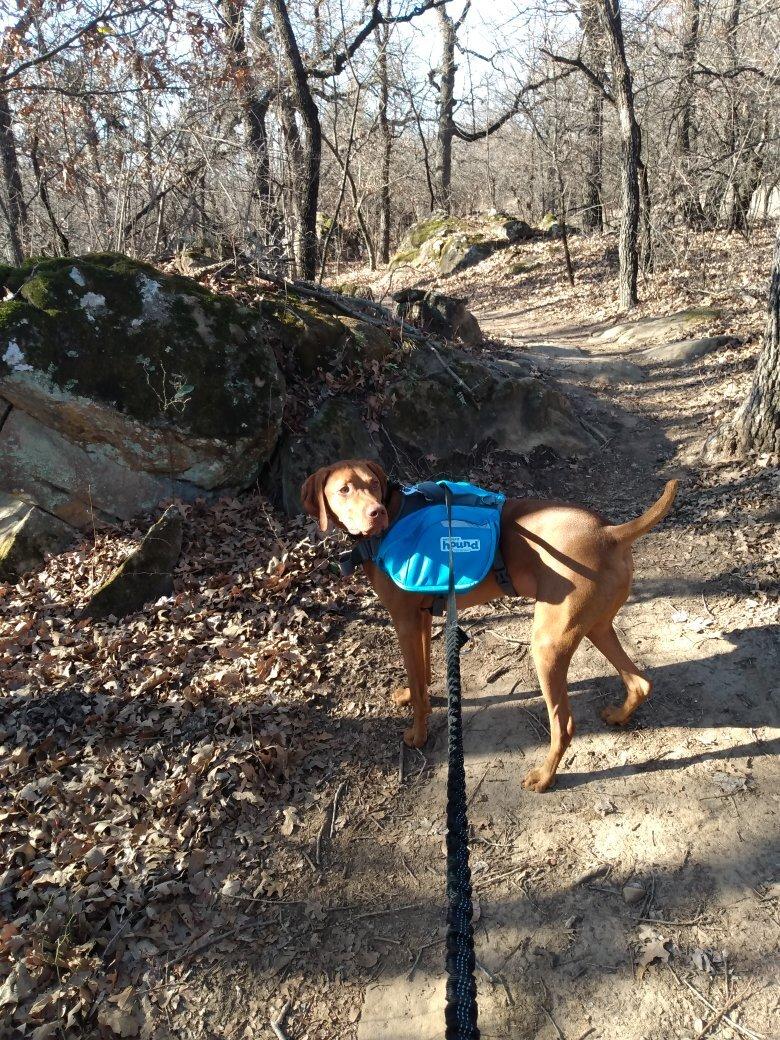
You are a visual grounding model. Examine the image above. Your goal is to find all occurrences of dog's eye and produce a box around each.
[370,479,379,489]
[339,485,350,495]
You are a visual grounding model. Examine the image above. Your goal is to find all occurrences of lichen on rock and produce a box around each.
[0,254,286,527]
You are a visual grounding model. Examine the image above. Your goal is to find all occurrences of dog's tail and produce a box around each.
[605,480,679,545]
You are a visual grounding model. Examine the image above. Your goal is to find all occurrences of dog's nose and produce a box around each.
[367,504,386,519]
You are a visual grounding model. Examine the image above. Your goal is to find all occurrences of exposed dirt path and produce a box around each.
[355,305,779,1039]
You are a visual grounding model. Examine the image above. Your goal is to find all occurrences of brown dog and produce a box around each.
[301,460,678,792]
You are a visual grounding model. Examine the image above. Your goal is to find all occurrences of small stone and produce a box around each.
[622,881,646,905]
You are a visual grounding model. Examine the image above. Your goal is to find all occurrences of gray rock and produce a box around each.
[277,397,382,515]
[389,212,538,276]
[594,308,722,348]
[438,236,494,277]
[0,254,285,527]
[384,346,594,463]
[82,506,183,620]
[0,407,199,528]
[392,289,483,345]
[0,492,76,580]
[637,334,740,365]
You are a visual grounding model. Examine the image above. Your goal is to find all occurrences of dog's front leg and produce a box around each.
[392,610,430,748]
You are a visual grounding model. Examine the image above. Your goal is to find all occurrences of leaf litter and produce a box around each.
[0,492,403,1035]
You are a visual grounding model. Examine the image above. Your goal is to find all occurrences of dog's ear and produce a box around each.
[365,459,388,500]
[300,468,330,532]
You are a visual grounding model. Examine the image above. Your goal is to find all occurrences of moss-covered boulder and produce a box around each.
[0,492,76,581]
[390,212,537,277]
[82,506,183,620]
[0,254,285,527]
[277,397,382,515]
[383,345,593,463]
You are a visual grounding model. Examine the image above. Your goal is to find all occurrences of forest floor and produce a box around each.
[1,228,778,1040]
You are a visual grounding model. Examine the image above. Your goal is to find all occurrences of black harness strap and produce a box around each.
[443,486,480,1039]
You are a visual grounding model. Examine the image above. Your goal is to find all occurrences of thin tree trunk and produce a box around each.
[639,145,653,272]
[581,0,605,232]
[30,134,69,255]
[376,14,391,263]
[433,5,457,213]
[557,168,575,285]
[268,0,321,279]
[716,223,779,455]
[0,90,26,264]
[676,0,704,225]
[599,0,640,309]
[222,1,273,210]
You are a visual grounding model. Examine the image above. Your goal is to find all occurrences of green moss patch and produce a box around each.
[0,254,284,443]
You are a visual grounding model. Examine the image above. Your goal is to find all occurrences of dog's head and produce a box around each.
[301,459,389,537]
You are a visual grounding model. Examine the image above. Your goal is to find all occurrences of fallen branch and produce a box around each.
[270,1000,291,1040]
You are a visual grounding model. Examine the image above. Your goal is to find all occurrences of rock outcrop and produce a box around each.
[383,346,593,462]
[392,289,483,345]
[0,493,76,581]
[0,254,285,529]
[390,212,537,277]
[594,308,722,348]
[82,506,183,620]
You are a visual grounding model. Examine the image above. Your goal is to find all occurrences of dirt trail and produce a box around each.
[356,308,779,1039]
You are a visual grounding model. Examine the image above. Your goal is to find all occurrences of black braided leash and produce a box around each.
[443,486,480,1040]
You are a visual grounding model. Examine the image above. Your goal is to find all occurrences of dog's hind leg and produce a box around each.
[522,609,583,793]
[588,622,652,725]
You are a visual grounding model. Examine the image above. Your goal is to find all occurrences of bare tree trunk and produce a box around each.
[222,1,273,209]
[376,14,391,263]
[557,168,575,285]
[30,133,69,255]
[581,0,605,232]
[721,0,761,232]
[599,0,640,309]
[0,90,27,264]
[639,145,653,272]
[715,224,779,455]
[675,0,704,225]
[433,5,458,213]
[269,0,321,279]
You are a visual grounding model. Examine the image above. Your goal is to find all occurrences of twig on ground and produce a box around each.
[541,1004,567,1040]
[407,935,444,980]
[168,925,244,965]
[696,987,755,1039]
[636,915,707,926]
[398,740,405,783]
[475,958,498,985]
[486,630,529,647]
[669,965,765,1040]
[270,1000,291,1040]
[481,863,528,887]
[330,781,346,840]
[517,703,549,738]
[353,903,421,921]
[485,664,512,683]
[467,764,491,810]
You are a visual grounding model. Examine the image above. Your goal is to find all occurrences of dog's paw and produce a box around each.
[392,687,412,707]
[522,767,555,793]
[403,726,428,749]
[601,704,630,726]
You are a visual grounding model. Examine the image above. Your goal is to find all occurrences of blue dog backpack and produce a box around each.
[339,480,515,609]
